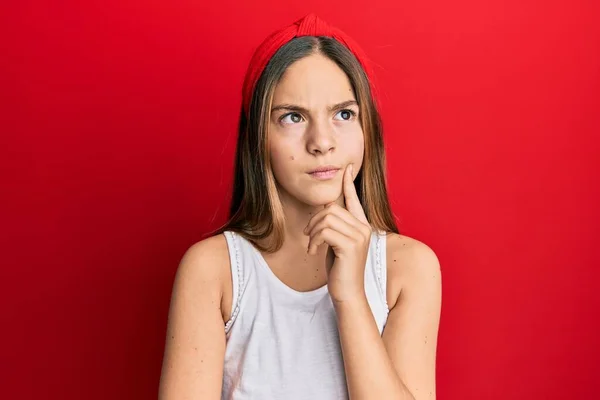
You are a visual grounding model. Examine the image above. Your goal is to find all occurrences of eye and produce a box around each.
[333,109,357,121]
[280,112,304,124]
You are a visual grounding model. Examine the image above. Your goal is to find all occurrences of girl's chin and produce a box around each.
[300,192,343,207]
[278,186,343,208]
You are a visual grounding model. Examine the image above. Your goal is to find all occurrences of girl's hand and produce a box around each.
[303,164,372,303]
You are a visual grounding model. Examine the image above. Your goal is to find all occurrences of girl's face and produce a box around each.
[268,53,364,207]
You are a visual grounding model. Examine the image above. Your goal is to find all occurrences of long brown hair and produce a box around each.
[214,36,399,252]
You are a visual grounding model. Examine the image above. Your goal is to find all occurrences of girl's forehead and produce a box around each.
[272,55,355,106]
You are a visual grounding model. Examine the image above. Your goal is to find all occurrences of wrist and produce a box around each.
[331,290,369,310]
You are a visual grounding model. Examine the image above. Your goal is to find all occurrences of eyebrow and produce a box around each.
[270,100,359,114]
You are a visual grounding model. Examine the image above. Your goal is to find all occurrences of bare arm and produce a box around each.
[158,236,229,400]
[335,237,442,400]
[381,237,442,399]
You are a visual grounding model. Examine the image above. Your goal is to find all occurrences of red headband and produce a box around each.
[241,13,376,116]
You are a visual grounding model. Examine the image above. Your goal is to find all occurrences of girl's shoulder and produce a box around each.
[177,233,233,323]
[179,233,231,280]
[384,232,441,309]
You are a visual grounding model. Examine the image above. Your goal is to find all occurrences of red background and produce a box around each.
[2,1,599,399]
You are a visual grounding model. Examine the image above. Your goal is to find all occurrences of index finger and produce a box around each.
[343,163,368,224]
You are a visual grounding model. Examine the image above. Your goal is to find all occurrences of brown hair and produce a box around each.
[214,36,399,252]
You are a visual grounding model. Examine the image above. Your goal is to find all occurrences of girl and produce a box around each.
[159,13,442,400]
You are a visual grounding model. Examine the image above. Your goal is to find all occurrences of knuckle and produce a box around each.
[357,230,369,245]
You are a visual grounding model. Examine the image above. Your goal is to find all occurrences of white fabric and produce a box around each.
[221,230,389,400]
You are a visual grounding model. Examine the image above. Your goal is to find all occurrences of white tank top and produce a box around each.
[221,230,389,400]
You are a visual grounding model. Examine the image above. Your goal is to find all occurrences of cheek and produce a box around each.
[340,125,365,161]
[269,138,297,179]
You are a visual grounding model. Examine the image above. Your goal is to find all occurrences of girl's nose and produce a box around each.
[306,120,336,155]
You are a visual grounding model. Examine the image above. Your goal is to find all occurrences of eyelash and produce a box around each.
[279,109,357,124]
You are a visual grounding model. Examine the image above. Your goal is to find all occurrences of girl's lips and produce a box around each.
[308,169,340,180]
